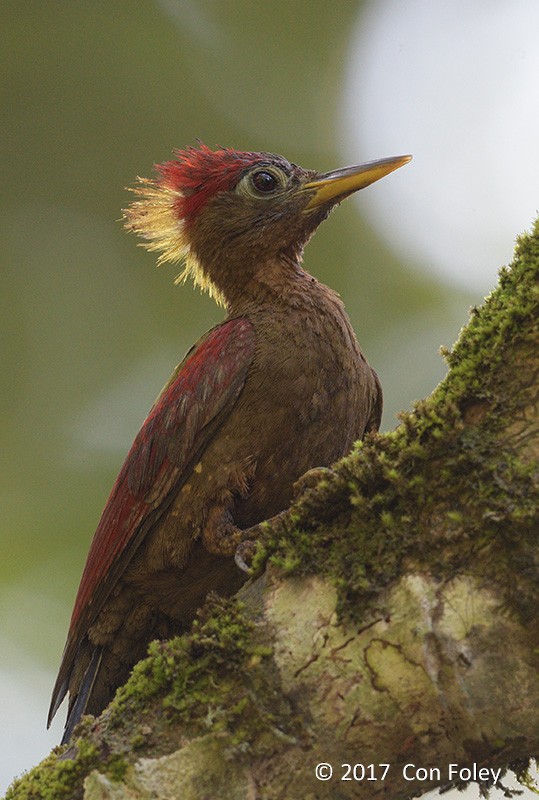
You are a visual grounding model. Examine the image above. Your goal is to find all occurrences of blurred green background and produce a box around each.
[2,0,477,788]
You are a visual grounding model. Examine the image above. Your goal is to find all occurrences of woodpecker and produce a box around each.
[49,143,411,742]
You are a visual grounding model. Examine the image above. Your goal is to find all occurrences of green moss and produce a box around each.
[5,741,98,800]
[256,219,538,624]
[110,595,262,722]
[104,594,293,762]
[5,729,130,800]
[7,749,127,800]
[7,596,291,798]
[509,759,539,795]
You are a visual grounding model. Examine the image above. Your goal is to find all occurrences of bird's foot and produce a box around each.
[233,509,289,573]
[293,466,337,498]
[203,507,266,571]
[233,519,267,573]
[234,539,257,573]
[202,508,243,557]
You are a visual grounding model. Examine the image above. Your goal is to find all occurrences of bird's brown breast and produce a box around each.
[161,276,378,538]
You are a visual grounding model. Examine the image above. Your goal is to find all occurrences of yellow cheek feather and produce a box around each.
[122,178,225,306]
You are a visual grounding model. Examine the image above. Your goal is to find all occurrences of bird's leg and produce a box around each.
[234,538,259,573]
[202,505,278,572]
[234,469,338,572]
[203,468,339,571]
[202,506,271,558]
[202,506,243,557]
[233,511,289,573]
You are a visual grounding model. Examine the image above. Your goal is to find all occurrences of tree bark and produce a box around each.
[7,222,538,800]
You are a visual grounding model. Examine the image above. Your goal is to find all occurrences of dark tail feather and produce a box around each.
[61,646,103,745]
[47,676,68,730]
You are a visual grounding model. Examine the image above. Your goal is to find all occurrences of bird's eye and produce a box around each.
[236,166,287,199]
[251,170,278,193]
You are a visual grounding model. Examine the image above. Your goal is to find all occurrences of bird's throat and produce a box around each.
[210,255,311,316]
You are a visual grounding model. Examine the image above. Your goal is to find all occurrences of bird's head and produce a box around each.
[124,143,411,307]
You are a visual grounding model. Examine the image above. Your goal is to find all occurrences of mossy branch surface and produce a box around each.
[6,222,538,800]
[259,221,538,626]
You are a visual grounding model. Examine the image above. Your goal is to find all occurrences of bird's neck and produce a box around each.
[224,254,363,372]
[221,254,322,316]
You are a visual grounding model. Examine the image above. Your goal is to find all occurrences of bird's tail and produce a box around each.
[61,646,103,745]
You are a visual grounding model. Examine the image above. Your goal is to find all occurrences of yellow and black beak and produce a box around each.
[303,154,412,209]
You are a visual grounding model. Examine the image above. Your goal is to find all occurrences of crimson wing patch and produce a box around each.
[49,317,255,724]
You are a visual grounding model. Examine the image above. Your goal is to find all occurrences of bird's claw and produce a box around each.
[293,466,337,499]
[234,539,257,573]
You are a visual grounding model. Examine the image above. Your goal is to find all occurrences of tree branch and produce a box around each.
[7,221,538,800]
